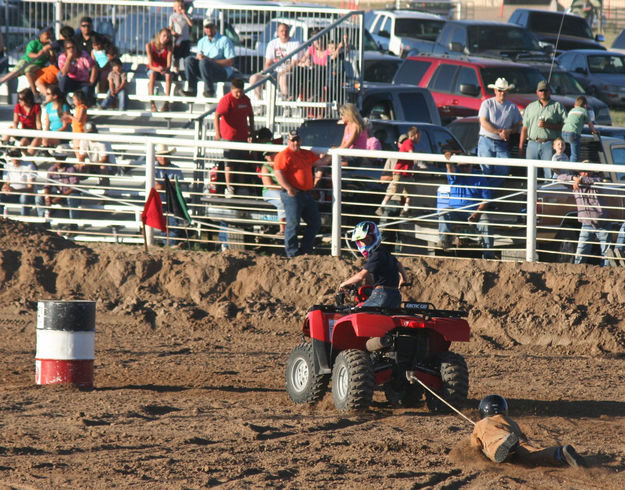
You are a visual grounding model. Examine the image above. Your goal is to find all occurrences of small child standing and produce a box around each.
[551,136,569,177]
[168,0,192,77]
[562,95,597,162]
[100,58,128,110]
[376,126,421,217]
[68,91,88,153]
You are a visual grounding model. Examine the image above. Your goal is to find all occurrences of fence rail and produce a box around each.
[2,128,625,265]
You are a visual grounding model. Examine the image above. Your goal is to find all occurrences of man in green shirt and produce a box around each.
[0,28,53,95]
[518,80,567,179]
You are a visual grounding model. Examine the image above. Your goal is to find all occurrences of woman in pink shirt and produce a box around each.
[57,40,97,105]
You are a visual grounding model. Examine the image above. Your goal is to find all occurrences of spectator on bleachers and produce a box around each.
[35,25,75,99]
[0,33,6,75]
[73,16,100,54]
[183,19,235,98]
[99,58,128,110]
[154,144,185,245]
[296,29,332,101]
[67,91,88,153]
[250,23,301,102]
[0,148,37,216]
[57,40,97,105]
[169,0,192,77]
[215,78,254,197]
[42,85,71,148]
[0,28,54,96]
[76,122,115,187]
[2,88,42,156]
[36,144,81,223]
[91,34,113,93]
[147,28,173,112]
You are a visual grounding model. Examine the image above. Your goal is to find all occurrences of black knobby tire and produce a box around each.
[331,349,375,413]
[425,351,469,414]
[285,342,329,404]
[384,378,424,408]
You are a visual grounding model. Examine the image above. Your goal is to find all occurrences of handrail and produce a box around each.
[185,11,363,129]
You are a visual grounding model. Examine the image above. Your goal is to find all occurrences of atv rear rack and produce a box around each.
[308,303,467,319]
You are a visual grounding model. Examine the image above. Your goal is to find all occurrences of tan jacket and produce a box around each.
[471,414,560,465]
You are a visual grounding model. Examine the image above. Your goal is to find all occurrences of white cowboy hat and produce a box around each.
[487,77,515,92]
[155,144,175,156]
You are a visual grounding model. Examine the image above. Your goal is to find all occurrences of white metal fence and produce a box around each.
[3,127,625,265]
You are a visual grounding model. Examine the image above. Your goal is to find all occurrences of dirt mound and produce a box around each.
[1,219,624,353]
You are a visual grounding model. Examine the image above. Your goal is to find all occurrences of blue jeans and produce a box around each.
[184,56,228,93]
[438,209,494,259]
[262,188,286,220]
[57,74,95,103]
[616,222,625,253]
[362,288,401,308]
[575,223,611,266]
[280,190,320,257]
[526,140,553,179]
[562,131,581,162]
[101,89,128,110]
[478,136,510,187]
[0,192,35,216]
[36,193,80,220]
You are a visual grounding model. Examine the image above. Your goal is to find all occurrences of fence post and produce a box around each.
[145,142,155,246]
[54,0,62,39]
[331,151,342,257]
[526,163,537,262]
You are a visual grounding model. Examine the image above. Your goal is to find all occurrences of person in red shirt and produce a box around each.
[273,129,330,257]
[146,28,173,112]
[2,88,42,156]
[214,78,255,197]
[376,126,421,217]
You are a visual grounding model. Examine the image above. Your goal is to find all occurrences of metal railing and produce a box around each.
[3,127,625,265]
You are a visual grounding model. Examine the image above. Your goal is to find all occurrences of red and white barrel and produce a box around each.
[35,300,95,388]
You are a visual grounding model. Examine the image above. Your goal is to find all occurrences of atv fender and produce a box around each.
[429,318,470,342]
[332,313,396,351]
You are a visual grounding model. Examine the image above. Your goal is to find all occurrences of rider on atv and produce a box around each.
[339,221,409,308]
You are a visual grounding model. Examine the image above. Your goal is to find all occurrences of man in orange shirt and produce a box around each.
[273,129,330,257]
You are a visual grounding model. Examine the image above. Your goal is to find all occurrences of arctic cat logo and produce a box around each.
[404,303,430,310]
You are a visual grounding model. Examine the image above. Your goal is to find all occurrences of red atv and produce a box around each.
[285,286,470,413]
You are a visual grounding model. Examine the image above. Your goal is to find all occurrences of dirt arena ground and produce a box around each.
[0,218,624,488]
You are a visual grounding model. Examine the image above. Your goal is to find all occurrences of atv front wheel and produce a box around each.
[285,342,329,404]
[331,349,375,413]
[425,351,469,414]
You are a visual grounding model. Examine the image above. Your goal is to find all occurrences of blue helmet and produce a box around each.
[351,221,381,258]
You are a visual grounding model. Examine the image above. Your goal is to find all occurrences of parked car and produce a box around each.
[364,10,445,57]
[610,28,625,54]
[429,20,551,61]
[508,8,605,54]
[392,54,612,125]
[531,62,611,125]
[557,49,625,107]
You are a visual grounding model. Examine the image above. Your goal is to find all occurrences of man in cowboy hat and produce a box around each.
[478,77,522,186]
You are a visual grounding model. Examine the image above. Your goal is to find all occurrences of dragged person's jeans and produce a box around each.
[280,189,320,257]
[438,208,494,259]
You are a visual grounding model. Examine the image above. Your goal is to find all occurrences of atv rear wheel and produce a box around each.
[384,378,424,408]
[285,342,329,404]
[331,349,375,413]
[425,351,469,414]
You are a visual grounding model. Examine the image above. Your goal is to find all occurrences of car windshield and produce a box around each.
[395,19,444,41]
[468,25,541,51]
[481,67,546,93]
[528,14,593,39]
[587,55,625,74]
[545,70,586,95]
[364,59,402,82]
